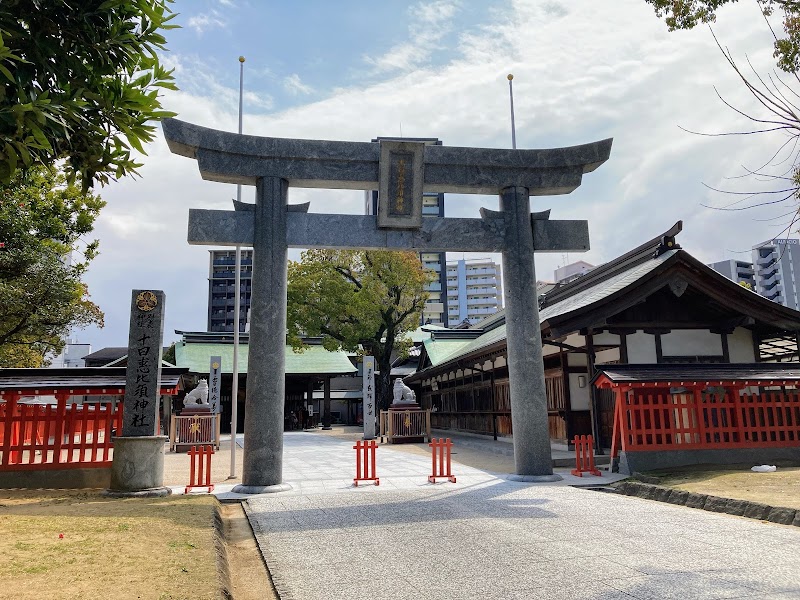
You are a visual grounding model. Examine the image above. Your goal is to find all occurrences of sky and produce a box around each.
[78,0,797,351]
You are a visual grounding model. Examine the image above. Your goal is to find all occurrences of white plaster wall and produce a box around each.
[595,348,620,365]
[568,353,588,367]
[569,373,591,410]
[728,327,756,363]
[627,331,657,363]
[591,332,620,346]
[661,330,722,356]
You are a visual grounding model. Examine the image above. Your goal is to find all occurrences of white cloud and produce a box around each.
[364,0,461,73]
[187,10,227,34]
[283,74,313,96]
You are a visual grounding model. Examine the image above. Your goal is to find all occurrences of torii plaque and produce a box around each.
[163,118,612,493]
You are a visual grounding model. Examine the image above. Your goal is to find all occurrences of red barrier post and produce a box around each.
[571,435,601,477]
[353,440,380,486]
[428,438,456,483]
[185,445,215,493]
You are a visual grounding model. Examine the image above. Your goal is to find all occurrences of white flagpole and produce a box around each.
[230,55,245,479]
[508,74,517,149]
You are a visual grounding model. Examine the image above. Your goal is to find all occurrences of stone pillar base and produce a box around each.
[232,483,293,495]
[104,436,171,497]
[507,473,563,483]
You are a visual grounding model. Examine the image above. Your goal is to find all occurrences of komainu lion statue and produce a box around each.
[392,378,416,404]
[183,378,209,406]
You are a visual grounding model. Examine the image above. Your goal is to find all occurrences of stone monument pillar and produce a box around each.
[105,289,171,497]
[500,187,561,481]
[232,177,292,494]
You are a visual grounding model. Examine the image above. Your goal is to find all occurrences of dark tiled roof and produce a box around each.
[594,363,800,385]
[0,367,188,394]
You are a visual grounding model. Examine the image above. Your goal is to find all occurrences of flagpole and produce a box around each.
[508,74,517,149]
[229,55,245,479]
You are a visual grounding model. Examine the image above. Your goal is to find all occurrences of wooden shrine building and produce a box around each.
[404,222,800,470]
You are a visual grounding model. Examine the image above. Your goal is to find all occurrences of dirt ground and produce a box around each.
[219,502,278,600]
[649,465,800,510]
[0,489,219,600]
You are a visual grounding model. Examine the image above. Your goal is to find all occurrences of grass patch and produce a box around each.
[646,464,800,510]
[0,489,218,600]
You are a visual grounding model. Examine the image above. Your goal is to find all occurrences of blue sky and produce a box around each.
[77,0,794,352]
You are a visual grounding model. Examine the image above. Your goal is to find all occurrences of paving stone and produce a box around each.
[685,492,708,509]
[666,489,690,505]
[743,501,773,520]
[703,495,729,513]
[768,507,798,525]
[721,498,748,516]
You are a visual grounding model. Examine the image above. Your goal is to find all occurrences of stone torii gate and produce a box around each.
[163,119,612,493]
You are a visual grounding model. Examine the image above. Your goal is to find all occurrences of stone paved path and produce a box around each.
[243,433,800,600]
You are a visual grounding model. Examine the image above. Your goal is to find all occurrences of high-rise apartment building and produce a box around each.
[208,249,253,332]
[752,238,800,309]
[364,137,448,325]
[445,258,503,326]
[708,259,756,289]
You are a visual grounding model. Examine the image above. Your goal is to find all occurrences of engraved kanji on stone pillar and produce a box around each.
[122,289,165,437]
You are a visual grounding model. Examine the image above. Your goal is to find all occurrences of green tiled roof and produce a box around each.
[404,324,449,344]
[174,342,356,375]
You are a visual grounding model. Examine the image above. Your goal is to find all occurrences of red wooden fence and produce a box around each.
[612,390,800,454]
[0,398,122,471]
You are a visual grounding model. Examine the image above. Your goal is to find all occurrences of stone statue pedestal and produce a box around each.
[387,403,425,443]
[180,405,212,417]
[104,436,170,497]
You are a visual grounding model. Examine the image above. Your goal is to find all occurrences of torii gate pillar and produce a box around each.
[501,186,559,480]
[236,177,291,493]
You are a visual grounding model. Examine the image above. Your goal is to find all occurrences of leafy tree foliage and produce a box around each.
[645,1,800,72]
[0,166,105,366]
[0,0,178,188]
[287,250,432,410]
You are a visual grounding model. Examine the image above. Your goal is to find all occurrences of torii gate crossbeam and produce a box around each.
[163,119,612,492]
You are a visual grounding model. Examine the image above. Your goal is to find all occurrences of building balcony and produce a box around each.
[468,297,498,306]
[423,263,441,272]
[757,252,777,267]
[467,268,497,276]
[426,282,442,292]
[759,269,780,286]
[422,206,440,216]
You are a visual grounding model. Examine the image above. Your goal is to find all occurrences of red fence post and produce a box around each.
[428,438,456,483]
[571,435,601,477]
[185,445,215,494]
[353,440,380,486]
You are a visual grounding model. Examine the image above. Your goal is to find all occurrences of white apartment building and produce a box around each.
[752,238,800,310]
[708,259,756,289]
[445,258,503,326]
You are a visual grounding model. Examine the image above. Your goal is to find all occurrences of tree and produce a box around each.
[287,250,433,411]
[0,166,105,367]
[645,1,800,72]
[0,0,178,188]
[646,1,800,228]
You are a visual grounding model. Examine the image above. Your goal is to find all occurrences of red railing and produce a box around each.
[570,435,601,477]
[0,398,122,471]
[353,439,380,486]
[613,390,800,452]
[185,445,215,494]
[428,438,456,483]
